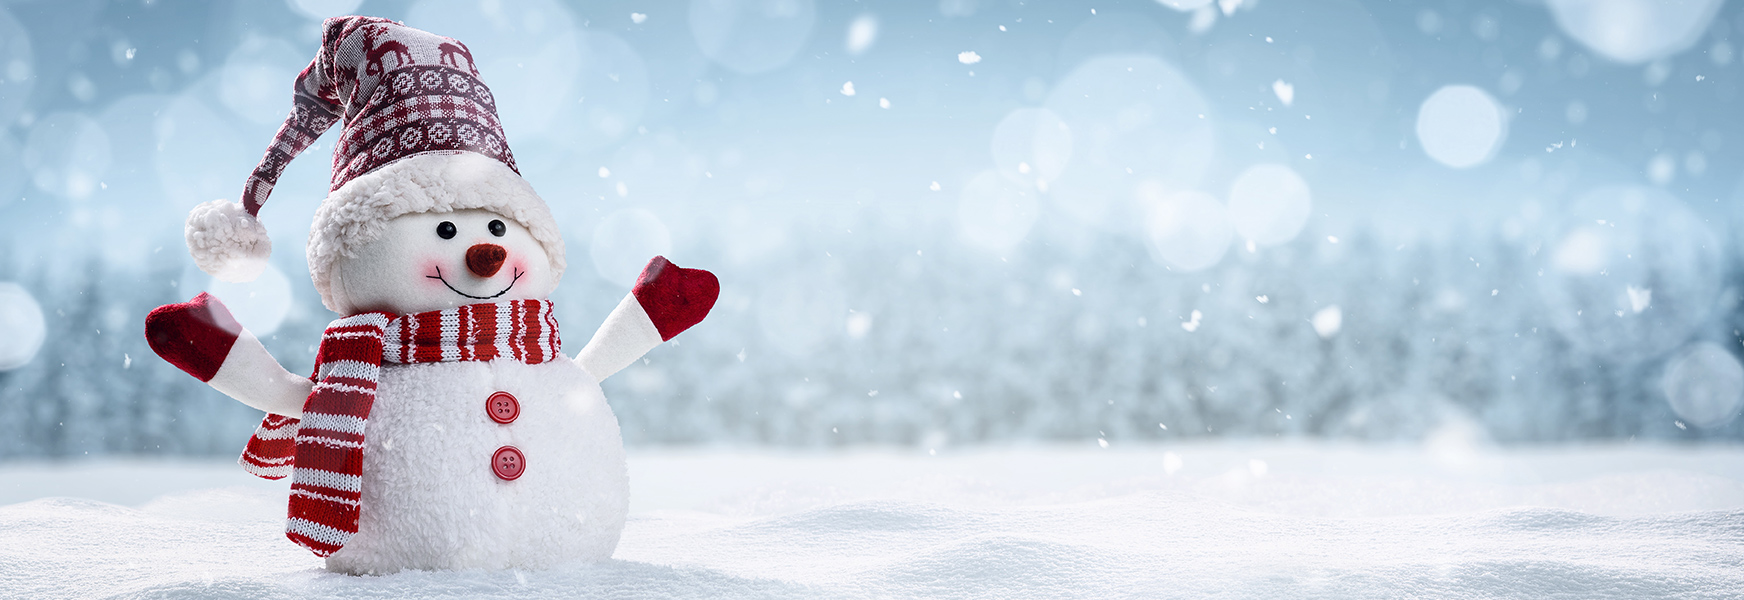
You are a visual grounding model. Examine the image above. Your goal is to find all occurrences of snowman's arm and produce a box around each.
[575,293,663,381]
[575,256,719,381]
[209,330,311,418]
[146,293,310,418]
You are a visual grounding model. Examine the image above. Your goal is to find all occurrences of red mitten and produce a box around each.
[631,256,719,341]
[145,292,243,382]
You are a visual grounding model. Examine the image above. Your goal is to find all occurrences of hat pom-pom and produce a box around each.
[186,199,272,283]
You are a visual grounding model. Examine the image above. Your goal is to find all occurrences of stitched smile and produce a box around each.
[426,266,523,300]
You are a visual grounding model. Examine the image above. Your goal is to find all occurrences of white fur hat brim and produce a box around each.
[306,151,566,312]
[186,199,273,283]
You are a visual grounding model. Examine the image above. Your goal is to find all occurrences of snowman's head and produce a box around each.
[307,152,567,316]
[329,209,557,315]
[183,20,570,314]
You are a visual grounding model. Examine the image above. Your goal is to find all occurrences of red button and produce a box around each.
[486,391,520,424]
[492,446,525,480]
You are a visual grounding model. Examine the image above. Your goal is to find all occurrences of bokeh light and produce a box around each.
[0,282,46,371]
[989,107,1073,190]
[757,273,846,358]
[690,0,817,74]
[202,262,294,336]
[591,208,673,287]
[1543,0,1724,64]
[714,205,789,267]
[1540,186,1722,364]
[217,37,305,127]
[845,14,877,56]
[23,112,110,200]
[1045,54,1213,228]
[958,170,1039,253]
[560,32,650,156]
[608,133,707,209]
[1311,305,1343,339]
[1661,342,1744,429]
[93,94,177,265]
[154,92,254,207]
[1142,186,1232,272]
[1415,85,1506,169]
[1226,163,1311,247]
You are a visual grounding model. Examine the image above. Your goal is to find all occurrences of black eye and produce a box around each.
[488,219,506,237]
[436,221,457,239]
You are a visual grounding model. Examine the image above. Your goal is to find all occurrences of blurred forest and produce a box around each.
[3,207,1741,459]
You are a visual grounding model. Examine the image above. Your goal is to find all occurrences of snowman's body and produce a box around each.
[326,359,627,574]
[172,193,695,575]
[148,17,715,574]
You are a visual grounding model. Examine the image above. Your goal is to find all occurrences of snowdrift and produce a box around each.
[3,443,1741,599]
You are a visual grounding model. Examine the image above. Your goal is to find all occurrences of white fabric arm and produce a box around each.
[575,293,664,381]
[207,329,311,418]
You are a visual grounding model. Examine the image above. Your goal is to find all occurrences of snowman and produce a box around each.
[142,16,718,574]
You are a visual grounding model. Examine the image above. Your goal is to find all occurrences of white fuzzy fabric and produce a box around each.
[307,152,566,312]
[323,358,627,574]
[208,329,311,419]
[575,293,664,382]
[186,200,272,283]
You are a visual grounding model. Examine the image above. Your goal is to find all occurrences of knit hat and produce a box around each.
[185,16,565,311]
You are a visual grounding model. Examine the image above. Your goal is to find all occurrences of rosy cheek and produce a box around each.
[510,258,530,276]
[418,257,449,286]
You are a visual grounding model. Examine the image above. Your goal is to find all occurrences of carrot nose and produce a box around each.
[466,244,507,278]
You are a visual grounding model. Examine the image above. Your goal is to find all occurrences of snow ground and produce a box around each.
[3,442,1742,599]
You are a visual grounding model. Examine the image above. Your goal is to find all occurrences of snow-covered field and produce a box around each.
[3,442,1742,599]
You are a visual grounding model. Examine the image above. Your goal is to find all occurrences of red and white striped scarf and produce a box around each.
[238,299,561,557]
